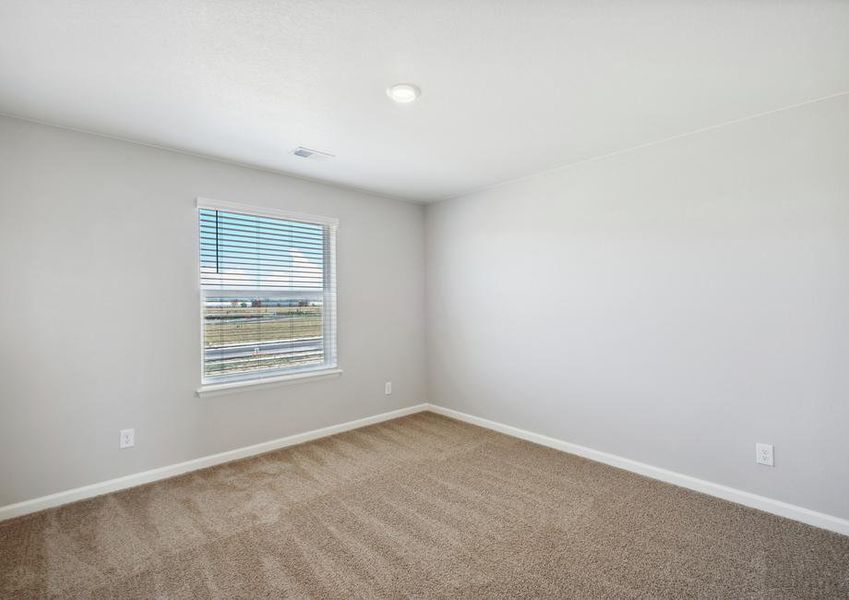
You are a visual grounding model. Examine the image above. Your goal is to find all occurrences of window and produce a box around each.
[197,199,337,388]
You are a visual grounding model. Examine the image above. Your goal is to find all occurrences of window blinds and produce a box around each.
[198,204,337,383]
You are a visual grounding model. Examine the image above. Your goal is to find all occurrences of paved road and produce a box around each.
[204,336,322,361]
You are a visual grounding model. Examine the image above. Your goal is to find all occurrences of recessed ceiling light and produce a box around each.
[387,83,421,103]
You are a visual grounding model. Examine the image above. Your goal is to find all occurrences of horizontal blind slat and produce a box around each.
[199,237,326,255]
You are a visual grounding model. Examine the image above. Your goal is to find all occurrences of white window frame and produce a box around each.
[195,197,340,397]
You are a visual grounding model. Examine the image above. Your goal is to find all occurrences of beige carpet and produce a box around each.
[1,412,847,599]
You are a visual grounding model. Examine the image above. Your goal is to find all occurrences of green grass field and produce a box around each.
[203,305,322,348]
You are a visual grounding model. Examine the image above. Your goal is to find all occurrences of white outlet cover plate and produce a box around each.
[120,428,135,449]
[755,442,774,466]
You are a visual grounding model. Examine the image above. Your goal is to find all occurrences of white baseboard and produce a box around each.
[0,403,429,522]
[425,404,849,537]
[4,402,847,537]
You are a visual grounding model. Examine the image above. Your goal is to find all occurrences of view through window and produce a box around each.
[198,203,337,383]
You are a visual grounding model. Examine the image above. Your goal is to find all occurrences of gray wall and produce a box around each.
[4,94,849,521]
[426,94,849,520]
[0,117,426,506]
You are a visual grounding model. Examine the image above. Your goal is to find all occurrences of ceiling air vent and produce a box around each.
[292,146,334,160]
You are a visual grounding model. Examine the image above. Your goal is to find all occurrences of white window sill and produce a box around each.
[196,368,343,398]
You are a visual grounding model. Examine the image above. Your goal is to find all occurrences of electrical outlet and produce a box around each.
[384,381,392,395]
[120,428,135,449]
[755,443,773,466]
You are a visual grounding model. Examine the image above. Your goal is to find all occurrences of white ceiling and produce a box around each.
[2,1,848,202]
